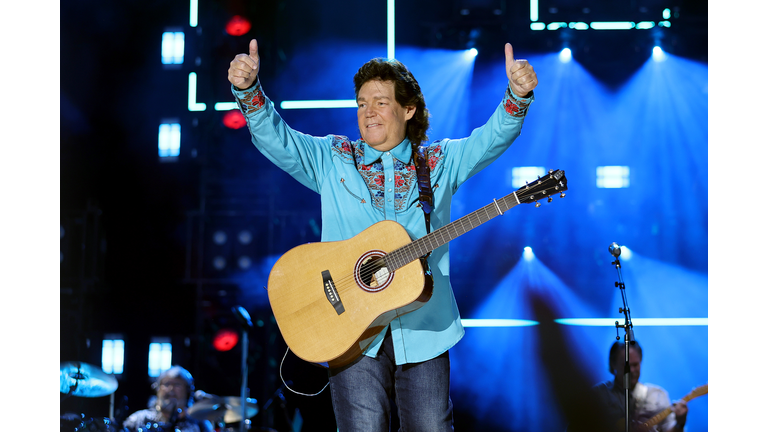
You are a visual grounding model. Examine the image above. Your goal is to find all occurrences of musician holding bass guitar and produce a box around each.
[227,38,539,431]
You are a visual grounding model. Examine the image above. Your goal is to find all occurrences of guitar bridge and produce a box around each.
[322,270,345,315]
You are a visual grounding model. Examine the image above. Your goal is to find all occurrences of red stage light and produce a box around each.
[212,328,239,351]
[223,110,246,129]
[225,15,251,36]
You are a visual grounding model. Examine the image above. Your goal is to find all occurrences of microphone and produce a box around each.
[608,242,622,258]
[194,390,219,400]
[232,306,253,330]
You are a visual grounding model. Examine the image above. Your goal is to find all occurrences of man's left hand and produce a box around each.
[672,400,688,429]
[505,43,538,98]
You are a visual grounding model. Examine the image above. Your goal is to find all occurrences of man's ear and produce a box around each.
[405,106,416,121]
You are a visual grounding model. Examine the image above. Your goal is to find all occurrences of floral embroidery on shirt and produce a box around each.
[238,86,267,115]
[504,90,532,118]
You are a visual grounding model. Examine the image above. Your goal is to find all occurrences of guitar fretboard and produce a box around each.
[383,191,520,270]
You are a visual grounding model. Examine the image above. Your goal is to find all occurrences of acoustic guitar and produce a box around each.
[267,169,568,368]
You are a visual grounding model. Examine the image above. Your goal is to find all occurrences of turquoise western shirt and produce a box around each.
[233,81,532,365]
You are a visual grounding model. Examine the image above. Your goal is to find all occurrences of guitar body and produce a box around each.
[267,220,431,368]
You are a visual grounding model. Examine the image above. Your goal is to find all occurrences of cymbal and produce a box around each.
[187,396,258,423]
[60,361,118,397]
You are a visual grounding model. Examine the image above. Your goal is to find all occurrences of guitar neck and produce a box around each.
[384,191,520,270]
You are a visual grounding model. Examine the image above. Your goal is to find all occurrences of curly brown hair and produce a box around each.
[353,58,430,145]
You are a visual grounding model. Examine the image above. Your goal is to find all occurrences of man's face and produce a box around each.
[612,347,641,390]
[157,377,188,410]
[357,79,415,152]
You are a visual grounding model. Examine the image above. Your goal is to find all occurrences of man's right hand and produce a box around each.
[228,39,260,90]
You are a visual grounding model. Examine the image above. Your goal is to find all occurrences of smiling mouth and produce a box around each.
[367,123,381,128]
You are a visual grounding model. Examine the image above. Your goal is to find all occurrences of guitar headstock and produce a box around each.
[516,169,568,207]
[688,384,708,400]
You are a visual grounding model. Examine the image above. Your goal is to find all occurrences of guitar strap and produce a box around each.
[413,142,434,256]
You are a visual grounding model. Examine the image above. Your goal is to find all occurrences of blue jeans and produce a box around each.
[328,328,454,431]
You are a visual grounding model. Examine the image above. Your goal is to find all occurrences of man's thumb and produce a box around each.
[249,39,259,59]
[505,43,514,63]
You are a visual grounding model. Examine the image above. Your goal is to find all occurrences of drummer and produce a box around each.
[122,365,213,432]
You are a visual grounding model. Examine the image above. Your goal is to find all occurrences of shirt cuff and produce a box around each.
[232,79,267,115]
[503,85,533,118]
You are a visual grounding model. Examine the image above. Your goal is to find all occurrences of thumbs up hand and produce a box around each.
[228,39,260,90]
[505,43,537,98]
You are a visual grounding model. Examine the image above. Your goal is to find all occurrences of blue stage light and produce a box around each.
[161,32,184,65]
[158,122,180,158]
[559,48,572,63]
[653,46,666,61]
[465,48,478,60]
[523,246,535,261]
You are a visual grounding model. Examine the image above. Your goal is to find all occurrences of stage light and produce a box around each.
[387,0,395,59]
[523,246,535,261]
[189,0,198,27]
[215,102,238,111]
[101,338,124,375]
[212,328,239,351]
[161,31,184,65]
[212,256,226,270]
[663,8,671,19]
[590,21,635,30]
[188,73,206,112]
[225,15,251,37]
[554,318,708,326]
[464,48,478,60]
[530,22,545,31]
[238,256,252,270]
[461,319,539,327]
[238,230,252,244]
[569,22,589,30]
[158,122,180,158]
[636,21,655,30]
[652,46,666,61]
[213,230,227,245]
[530,0,539,21]
[222,110,246,129]
[619,245,633,260]
[280,100,357,109]
[547,22,567,30]
[596,165,630,188]
[559,48,572,63]
[148,339,172,378]
[511,166,545,188]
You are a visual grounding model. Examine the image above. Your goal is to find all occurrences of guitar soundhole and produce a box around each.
[355,250,393,293]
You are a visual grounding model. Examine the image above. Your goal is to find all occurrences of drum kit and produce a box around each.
[60,361,264,432]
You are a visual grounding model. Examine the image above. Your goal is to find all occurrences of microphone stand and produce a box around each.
[610,244,635,432]
[233,306,254,432]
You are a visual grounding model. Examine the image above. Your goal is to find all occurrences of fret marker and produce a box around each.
[493,198,503,215]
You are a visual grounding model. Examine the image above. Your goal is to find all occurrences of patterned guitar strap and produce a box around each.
[413,142,435,289]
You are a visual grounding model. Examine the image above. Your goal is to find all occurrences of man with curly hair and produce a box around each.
[228,39,538,431]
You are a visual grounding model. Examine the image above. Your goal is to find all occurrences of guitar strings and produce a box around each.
[314,186,560,294]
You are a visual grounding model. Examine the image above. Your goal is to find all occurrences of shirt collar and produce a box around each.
[363,138,413,165]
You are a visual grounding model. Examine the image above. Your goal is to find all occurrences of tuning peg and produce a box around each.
[560,192,566,198]
[547,197,553,203]
[535,201,541,208]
